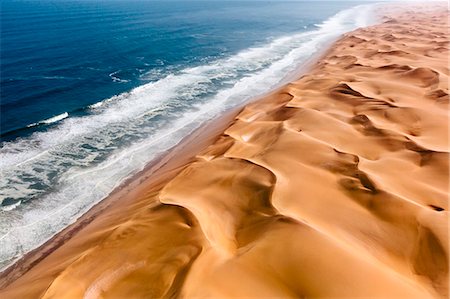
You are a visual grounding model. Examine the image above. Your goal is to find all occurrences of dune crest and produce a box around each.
[1,4,448,299]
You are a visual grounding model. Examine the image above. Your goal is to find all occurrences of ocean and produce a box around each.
[0,0,377,269]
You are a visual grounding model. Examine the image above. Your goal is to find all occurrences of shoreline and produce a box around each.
[0,3,377,276]
[1,2,448,298]
[0,40,324,286]
[0,6,348,282]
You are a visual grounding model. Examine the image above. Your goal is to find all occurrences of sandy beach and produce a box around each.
[1,3,448,299]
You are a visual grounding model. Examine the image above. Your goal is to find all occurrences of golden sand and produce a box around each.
[1,4,448,299]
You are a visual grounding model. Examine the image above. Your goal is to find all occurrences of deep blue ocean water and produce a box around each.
[0,0,377,269]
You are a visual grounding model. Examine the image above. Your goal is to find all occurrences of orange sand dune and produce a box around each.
[1,4,448,299]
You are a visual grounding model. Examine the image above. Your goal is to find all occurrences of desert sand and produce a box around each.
[1,3,448,299]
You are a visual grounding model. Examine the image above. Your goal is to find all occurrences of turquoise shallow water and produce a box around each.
[0,0,377,269]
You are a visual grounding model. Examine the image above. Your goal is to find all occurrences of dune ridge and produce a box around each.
[1,4,448,299]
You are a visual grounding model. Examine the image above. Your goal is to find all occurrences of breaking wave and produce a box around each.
[26,112,69,128]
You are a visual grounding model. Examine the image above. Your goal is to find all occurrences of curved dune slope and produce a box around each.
[1,4,448,299]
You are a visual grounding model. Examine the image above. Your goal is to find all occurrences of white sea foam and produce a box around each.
[0,4,379,270]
